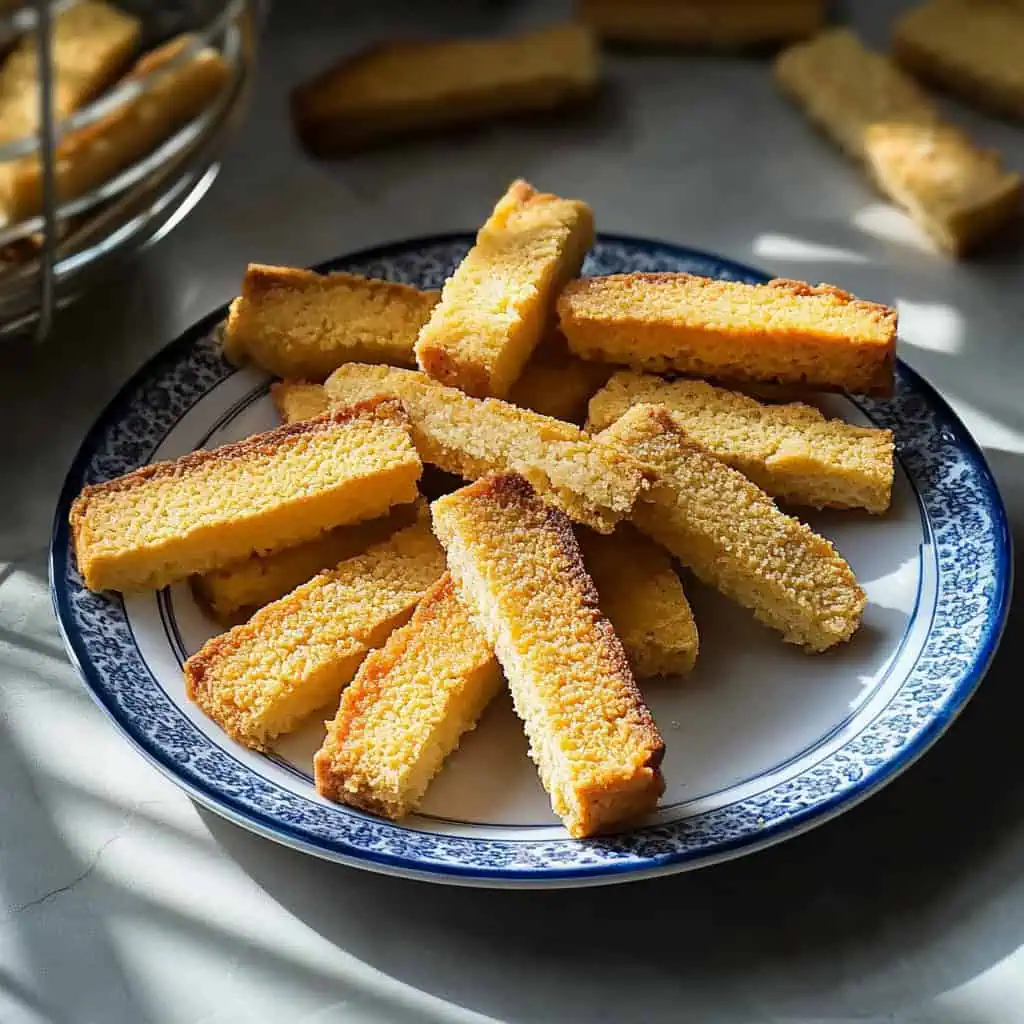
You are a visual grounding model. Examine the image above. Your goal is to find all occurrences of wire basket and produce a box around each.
[0,0,259,340]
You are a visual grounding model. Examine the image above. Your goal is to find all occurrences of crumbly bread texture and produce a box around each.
[224,265,440,377]
[558,273,897,395]
[0,1,140,146]
[415,180,595,398]
[1,34,229,223]
[579,525,699,678]
[192,502,421,626]
[579,0,823,48]
[587,371,894,513]
[508,327,612,423]
[776,28,1021,254]
[324,364,647,533]
[315,573,503,818]
[70,399,422,592]
[599,405,865,651]
[271,379,331,423]
[431,474,665,838]
[893,0,1024,122]
[185,521,446,750]
[291,22,599,155]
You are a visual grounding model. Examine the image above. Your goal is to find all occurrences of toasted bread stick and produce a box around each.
[70,399,421,593]
[224,265,440,376]
[315,573,503,818]
[579,526,698,678]
[588,371,894,513]
[580,0,823,48]
[324,364,647,533]
[192,502,421,627]
[185,520,446,750]
[893,0,1024,121]
[291,22,599,155]
[776,28,1021,254]
[599,405,864,651]
[2,34,229,223]
[0,1,140,146]
[415,179,595,398]
[432,474,664,838]
[558,272,897,395]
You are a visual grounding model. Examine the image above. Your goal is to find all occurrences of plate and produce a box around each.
[50,234,1012,887]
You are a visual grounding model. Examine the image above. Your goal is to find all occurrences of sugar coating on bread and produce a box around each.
[315,573,503,818]
[776,28,1021,254]
[588,371,894,513]
[324,363,647,533]
[579,525,699,678]
[0,1,140,147]
[580,0,823,47]
[431,474,664,838]
[185,520,446,750]
[291,22,599,155]
[2,34,229,223]
[415,180,595,398]
[70,399,422,592]
[893,0,1024,121]
[558,273,896,395]
[193,502,421,626]
[508,328,612,423]
[225,265,439,378]
[600,405,865,651]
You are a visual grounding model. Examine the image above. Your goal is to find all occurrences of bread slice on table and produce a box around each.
[315,573,503,819]
[223,264,439,377]
[893,0,1024,122]
[185,519,446,750]
[579,525,699,678]
[587,370,894,513]
[415,179,595,399]
[580,0,823,48]
[1,34,229,223]
[70,398,421,593]
[598,405,865,652]
[291,22,599,155]
[558,272,897,395]
[324,363,648,533]
[0,0,140,147]
[776,28,1021,255]
[432,473,664,838]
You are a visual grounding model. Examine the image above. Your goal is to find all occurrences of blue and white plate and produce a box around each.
[50,235,1011,887]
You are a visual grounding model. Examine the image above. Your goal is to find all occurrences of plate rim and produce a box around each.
[49,232,1014,887]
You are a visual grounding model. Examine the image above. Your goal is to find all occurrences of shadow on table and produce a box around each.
[203,484,1024,1023]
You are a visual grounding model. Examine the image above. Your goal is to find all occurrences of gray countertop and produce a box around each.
[1,2,1022,1022]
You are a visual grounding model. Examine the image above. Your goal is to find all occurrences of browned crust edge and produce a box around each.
[239,262,440,305]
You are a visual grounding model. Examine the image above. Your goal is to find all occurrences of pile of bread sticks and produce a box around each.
[71,178,899,838]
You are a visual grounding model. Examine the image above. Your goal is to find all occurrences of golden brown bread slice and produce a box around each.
[431,474,665,838]
[271,380,331,423]
[70,399,422,593]
[224,265,440,377]
[893,0,1024,121]
[1,34,230,224]
[580,0,824,48]
[578,525,698,678]
[0,0,140,147]
[599,405,865,651]
[775,28,1021,254]
[185,520,446,750]
[558,273,897,395]
[291,22,599,155]
[415,179,595,399]
[314,573,503,818]
[587,371,894,513]
[324,363,648,533]
[192,502,422,627]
